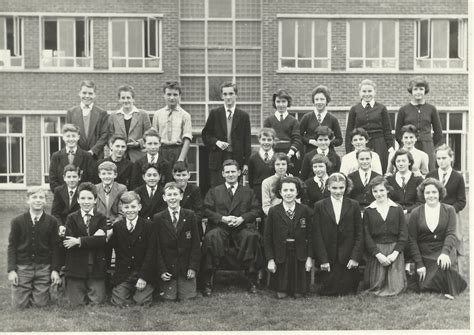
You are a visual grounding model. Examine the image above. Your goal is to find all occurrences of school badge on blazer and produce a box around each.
[300,218,306,228]
[185,231,192,239]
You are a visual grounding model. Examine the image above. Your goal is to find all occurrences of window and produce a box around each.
[438,111,467,172]
[42,115,65,184]
[41,17,92,68]
[416,19,467,70]
[348,20,398,69]
[0,17,23,68]
[0,116,25,184]
[279,19,330,70]
[110,17,161,69]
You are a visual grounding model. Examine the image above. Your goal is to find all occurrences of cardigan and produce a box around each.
[299,111,343,152]
[395,103,443,145]
[263,115,302,153]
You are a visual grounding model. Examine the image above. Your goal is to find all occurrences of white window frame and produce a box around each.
[41,115,65,185]
[346,19,399,71]
[109,17,162,71]
[40,17,93,69]
[414,18,467,71]
[278,18,331,72]
[0,115,25,187]
[0,16,23,69]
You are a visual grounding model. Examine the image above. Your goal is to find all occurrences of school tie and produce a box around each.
[227,110,232,121]
[68,150,75,164]
[317,112,322,124]
[286,208,294,220]
[363,172,369,186]
[172,211,178,230]
[319,177,325,192]
[264,152,269,163]
[279,113,284,122]
[33,216,39,226]
[401,176,406,190]
[365,103,371,111]
[69,190,74,206]
[149,186,155,198]
[227,185,234,199]
[149,155,156,164]
[442,172,448,185]
[84,213,91,235]
[104,185,111,195]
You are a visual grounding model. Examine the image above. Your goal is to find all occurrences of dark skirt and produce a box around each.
[367,136,388,174]
[318,262,360,296]
[418,256,467,296]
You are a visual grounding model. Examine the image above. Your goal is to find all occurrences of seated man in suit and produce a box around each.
[201,159,263,296]
[66,80,109,160]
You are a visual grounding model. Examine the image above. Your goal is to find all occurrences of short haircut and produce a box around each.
[350,128,369,141]
[273,176,304,199]
[77,182,97,198]
[117,84,135,98]
[172,161,189,173]
[356,147,373,159]
[408,76,430,94]
[164,181,184,194]
[272,89,292,108]
[311,154,332,169]
[417,177,446,202]
[327,172,353,194]
[120,191,141,204]
[62,123,80,134]
[272,152,290,168]
[258,127,277,139]
[63,164,80,176]
[109,134,127,146]
[98,161,117,173]
[26,186,46,198]
[368,175,394,194]
[222,159,239,171]
[434,144,455,161]
[359,79,376,90]
[391,148,414,170]
[142,127,161,142]
[314,125,334,140]
[311,85,331,104]
[163,80,182,94]
[220,81,238,95]
[400,124,418,137]
[79,80,96,92]
[142,162,160,175]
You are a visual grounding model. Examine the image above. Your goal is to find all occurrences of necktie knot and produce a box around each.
[319,177,325,191]
[264,152,269,163]
[149,187,155,198]
[172,211,178,229]
[33,216,39,225]
[279,113,284,122]
[286,209,294,219]
[128,220,134,232]
[227,110,232,121]
[104,185,111,195]
[69,190,74,198]
[227,186,234,198]
[84,213,91,227]
[365,103,371,110]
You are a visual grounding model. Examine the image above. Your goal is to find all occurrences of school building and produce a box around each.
[0,0,468,205]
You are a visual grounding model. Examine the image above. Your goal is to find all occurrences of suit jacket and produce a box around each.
[49,147,98,191]
[154,208,201,277]
[134,184,167,220]
[95,182,127,224]
[202,106,251,169]
[97,157,133,189]
[110,217,156,285]
[130,154,172,190]
[108,110,152,162]
[66,105,109,158]
[204,184,260,230]
[426,169,466,213]
[264,203,313,263]
[313,197,363,266]
[348,170,381,208]
[181,184,204,223]
[51,184,80,226]
[63,210,107,279]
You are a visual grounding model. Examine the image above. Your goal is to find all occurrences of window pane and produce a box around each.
[0,117,6,133]
[209,0,231,18]
[149,19,156,57]
[365,20,379,58]
[432,20,448,58]
[9,117,22,133]
[44,116,59,133]
[235,77,260,102]
[182,104,206,128]
[58,19,74,57]
[180,49,205,74]
[281,59,295,68]
[418,20,429,58]
[0,137,6,173]
[128,20,143,58]
[180,21,205,46]
[10,137,22,173]
[180,0,205,18]
[180,76,206,101]
[236,22,260,46]
[281,20,295,58]
[6,17,14,52]
[297,20,311,58]
[382,20,395,57]
[208,76,232,101]
[76,20,85,57]
[0,18,5,49]
[314,20,328,57]
[449,20,459,59]
[236,49,260,74]
[208,22,232,46]
[439,112,447,130]
[297,59,311,68]
[349,20,363,57]
[236,0,261,19]
[44,20,57,50]
[448,134,461,170]
[449,113,462,130]
[112,21,126,57]
[208,49,233,73]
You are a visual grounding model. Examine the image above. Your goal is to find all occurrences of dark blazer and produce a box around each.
[154,208,201,277]
[387,174,423,213]
[134,184,167,220]
[66,105,109,158]
[264,203,313,263]
[202,106,252,169]
[130,154,173,190]
[303,178,330,208]
[300,149,341,181]
[299,111,343,153]
[110,217,156,285]
[97,157,133,189]
[51,184,80,226]
[312,197,363,266]
[204,184,260,229]
[426,169,466,213]
[348,170,381,208]
[64,210,107,279]
[181,184,204,224]
[49,147,97,191]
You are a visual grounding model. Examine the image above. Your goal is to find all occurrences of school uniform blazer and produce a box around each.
[426,169,466,213]
[97,157,133,189]
[154,208,201,277]
[64,210,107,279]
[49,147,98,191]
[264,203,313,263]
[299,111,343,152]
[386,174,423,213]
[95,182,127,224]
[130,154,173,190]
[51,184,80,226]
[300,148,341,181]
[312,197,363,266]
[181,184,204,224]
[348,170,381,208]
[201,106,252,170]
[66,105,109,158]
[133,184,167,220]
[204,184,260,230]
[110,217,156,285]
[108,110,152,162]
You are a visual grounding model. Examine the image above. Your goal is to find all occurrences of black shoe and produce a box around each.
[248,283,257,294]
[203,283,213,297]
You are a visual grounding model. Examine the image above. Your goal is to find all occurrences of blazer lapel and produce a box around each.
[175,209,187,235]
[60,186,70,208]
[130,218,144,243]
[230,109,241,134]
[96,185,107,209]
[228,184,241,213]
[73,150,85,168]
[88,108,99,142]
[128,112,139,135]
[108,183,121,211]
[163,211,178,237]
[275,205,291,232]
[324,198,337,225]
[219,108,228,137]
[115,113,127,136]
[74,109,87,144]
[60,149,69,167]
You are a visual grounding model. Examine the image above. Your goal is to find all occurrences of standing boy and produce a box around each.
[51,164,81,227]
[154,182,201,300]
[7,186,61,308]
[66,80,109,160]
[152,81,193,166]
[98,135,133,189]
[133,163,167,220]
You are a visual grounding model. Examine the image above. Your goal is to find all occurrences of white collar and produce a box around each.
[259,148,274,159]
[117,106,139,116]
[68,187,77,194]
[314,109,327,119]
[65,146,78,154]
[367,199,398,209]
[127,216,138,226]
[168,207,180,215]
[29,210,43,222]
[316,147,329,155]
[147,184,157,192]
[439,167,453,176]
[147,153,159,162]
[282,202,296,212]
[274,111,289,120]
[358,168,372,175]
[314,174,328,182]
[362,100,375,108]
[330,196,343,204]
[225,182,238,190]
[81,209,94,217]
[81,102,93,110]
[224,105,236,114]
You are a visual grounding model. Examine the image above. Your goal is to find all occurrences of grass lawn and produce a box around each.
[0,207,470,332]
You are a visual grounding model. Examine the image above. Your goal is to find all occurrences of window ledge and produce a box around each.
[0,68,164,74]
[0,184,28,191]
[276,68,331,74]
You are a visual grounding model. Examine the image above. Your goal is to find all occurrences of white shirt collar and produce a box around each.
[438,167,453,178]
[117,106,140,118]
[68,187,77,195]
[367,199,399,209]
[282,202,296,213]
[314,109,327,120]
[358,168,372,179]
[127,216,138,228]
[147,185,157,195]
[274,111,289,120]
[168,207,180,216]
[147,153,159,163]
[316,147,329,156]
[225,182,238,191]
[65,146,78,154]
[259,148,274,160]
[224,105,236,114]
[395,171,412,184]
[81,102,93,112]
[81,209,94,217]
[362,100,375,108]
[30,210,43,223]
[314,174,328,183]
